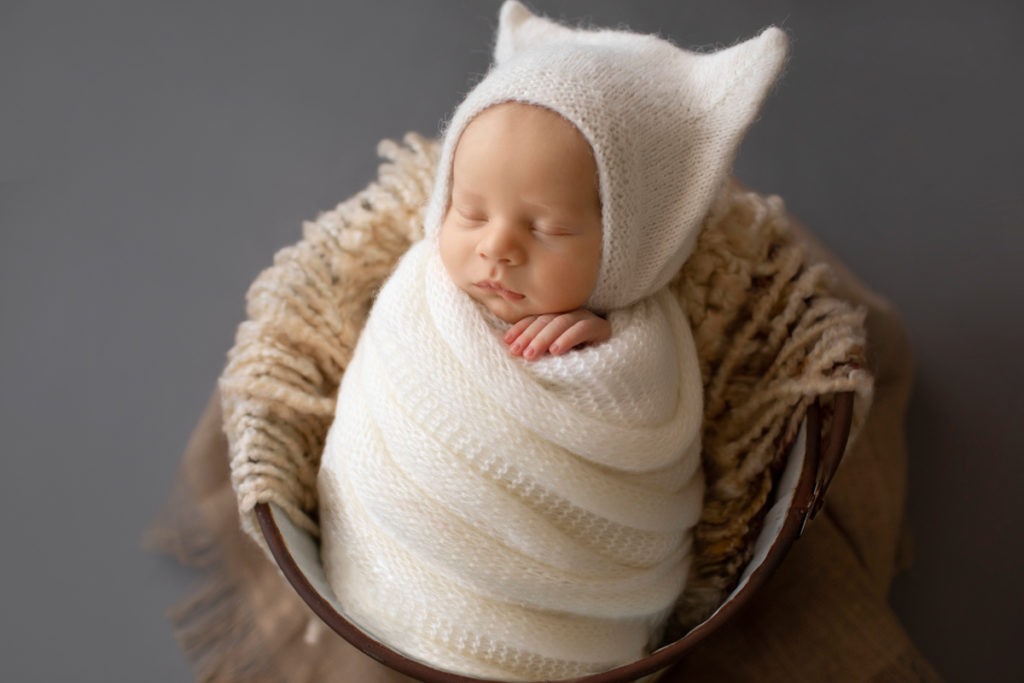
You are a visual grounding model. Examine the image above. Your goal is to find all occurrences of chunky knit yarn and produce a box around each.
[423,1,789,312]
[317,239,704,680]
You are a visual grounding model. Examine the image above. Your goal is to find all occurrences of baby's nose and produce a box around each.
[478,223,523,264]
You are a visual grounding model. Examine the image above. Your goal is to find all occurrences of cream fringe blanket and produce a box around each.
[317,239,704,680]
[219,133,873,632]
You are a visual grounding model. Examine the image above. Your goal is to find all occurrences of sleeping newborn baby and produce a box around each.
[317,2,787,679]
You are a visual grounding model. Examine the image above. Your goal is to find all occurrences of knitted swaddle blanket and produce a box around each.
[317,239,704,680]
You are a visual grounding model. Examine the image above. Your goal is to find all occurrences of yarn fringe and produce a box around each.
[220,133,441,552]
[671,184,872,624]
[142,432,377,682]
[142,462,284,682]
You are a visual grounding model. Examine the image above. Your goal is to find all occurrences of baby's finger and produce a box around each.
[552,317,611,354]
[503,316,537,344]
[508,314,557,356]
[550,320,592,355]
[524,313,583,359]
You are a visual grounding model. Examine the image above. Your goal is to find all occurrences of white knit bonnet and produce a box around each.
[424,1,789,312]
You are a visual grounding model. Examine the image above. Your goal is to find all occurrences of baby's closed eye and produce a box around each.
[531,223,574,236]
[456,208,487,223]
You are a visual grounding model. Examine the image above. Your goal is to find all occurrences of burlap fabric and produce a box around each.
[143,135,940,682]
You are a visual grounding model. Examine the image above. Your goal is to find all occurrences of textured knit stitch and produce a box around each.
[316,239,704,679]
[423,1,789,313]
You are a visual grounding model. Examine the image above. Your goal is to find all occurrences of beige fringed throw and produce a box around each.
[219,132,872,632]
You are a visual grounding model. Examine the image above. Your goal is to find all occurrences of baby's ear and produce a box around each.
[494,1,576,64]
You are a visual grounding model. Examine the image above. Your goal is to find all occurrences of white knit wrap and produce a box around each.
[423,1,789,312]
[317,240,704,680]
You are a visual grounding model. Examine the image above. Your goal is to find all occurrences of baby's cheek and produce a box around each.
[554,262,598,308]
[438,228,466,283]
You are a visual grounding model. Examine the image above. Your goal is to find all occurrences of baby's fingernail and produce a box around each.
[524,347,535,359]
[550,344,559,354]
[510,343,521,354]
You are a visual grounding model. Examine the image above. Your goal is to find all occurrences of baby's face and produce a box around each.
[439,102,602,324]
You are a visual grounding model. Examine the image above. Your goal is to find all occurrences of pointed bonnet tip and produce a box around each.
[494,1,536,64]
[499,0,532,27]
[754,25,790,68]
[758,25,788,47]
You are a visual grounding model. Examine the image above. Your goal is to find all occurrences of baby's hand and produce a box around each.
[504,309,611,361]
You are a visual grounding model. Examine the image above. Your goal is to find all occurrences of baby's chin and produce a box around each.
[481,299,526,325]
[464,289,529,324]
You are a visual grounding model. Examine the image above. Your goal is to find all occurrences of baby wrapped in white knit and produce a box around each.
[317,2,787,679]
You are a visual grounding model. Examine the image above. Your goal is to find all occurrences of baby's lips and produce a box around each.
[500,288,525,301]
[475,280,525,301]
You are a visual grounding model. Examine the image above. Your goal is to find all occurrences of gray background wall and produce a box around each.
[2,1,1021,681]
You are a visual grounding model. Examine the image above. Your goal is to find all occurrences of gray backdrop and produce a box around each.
[2,1,1021,681]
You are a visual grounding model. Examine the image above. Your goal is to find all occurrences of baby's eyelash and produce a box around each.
[457,209,487,222]
[533,225,572,236]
